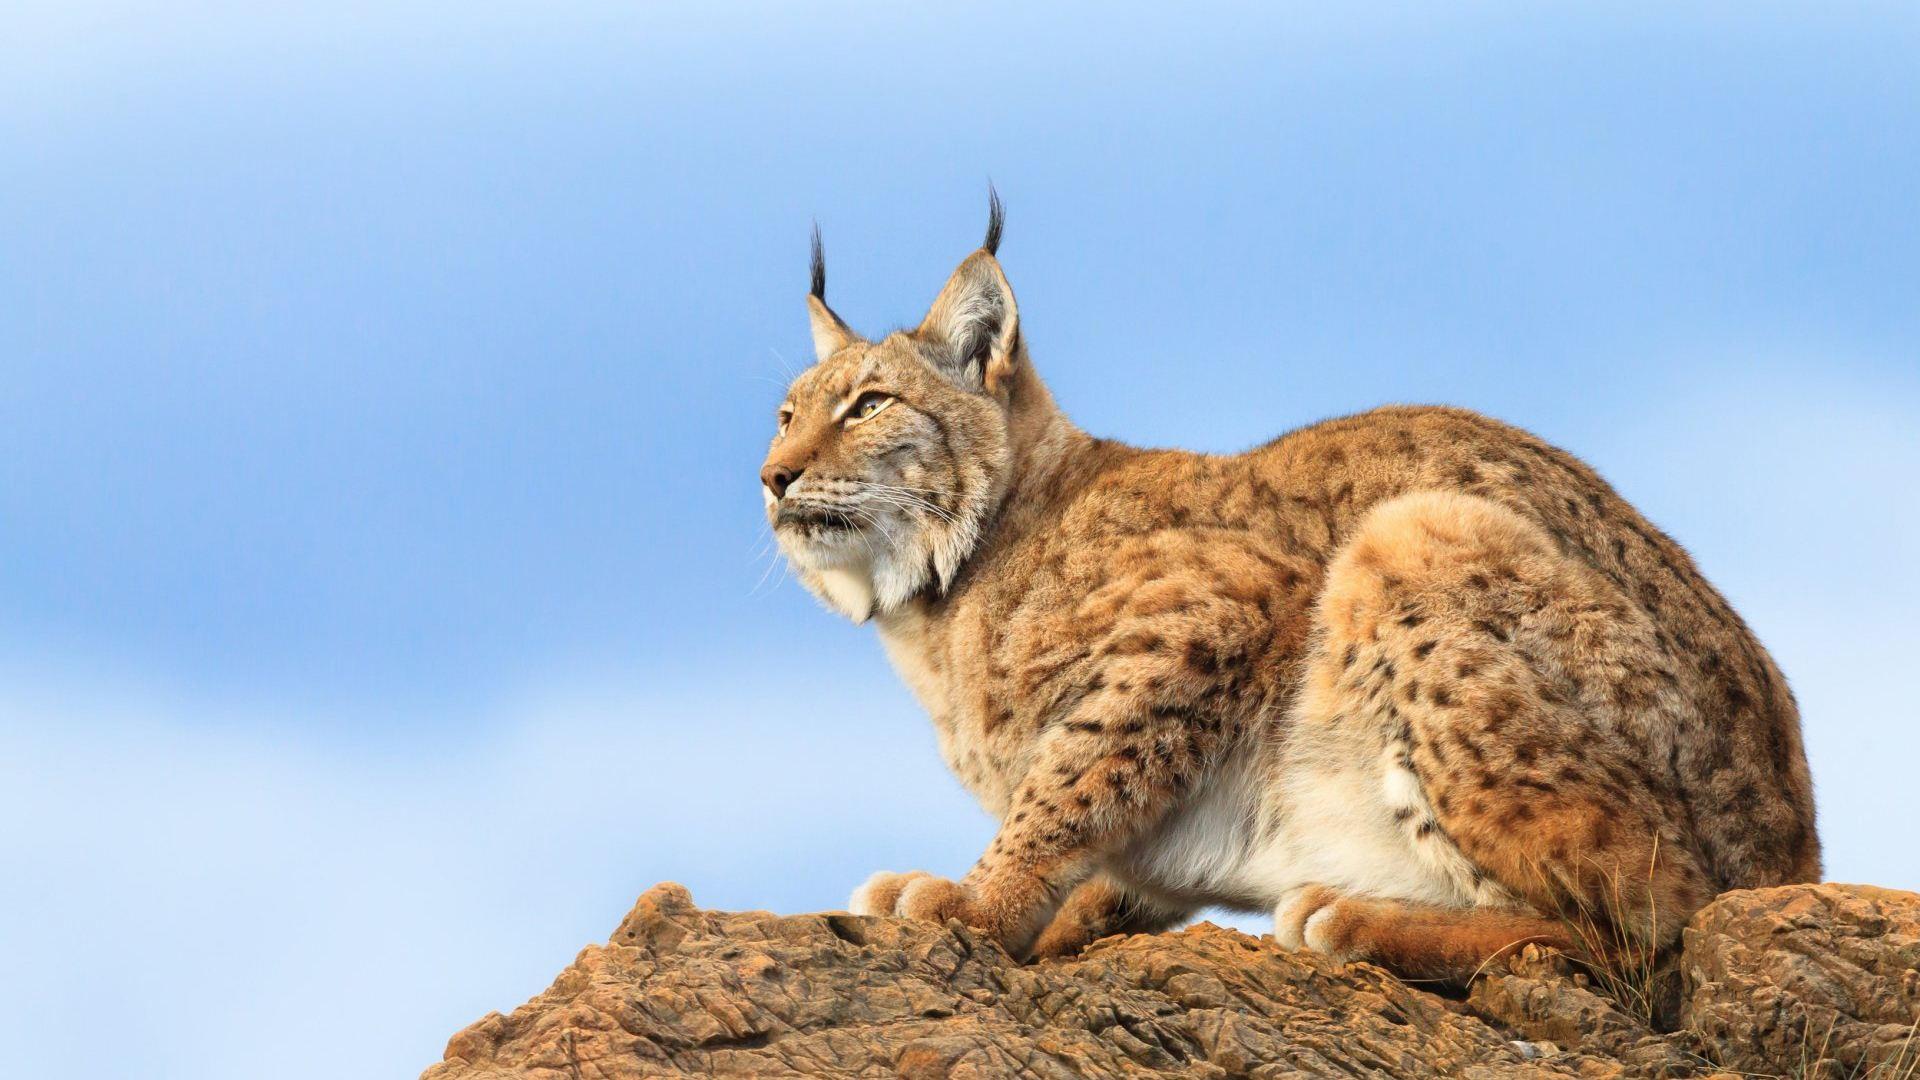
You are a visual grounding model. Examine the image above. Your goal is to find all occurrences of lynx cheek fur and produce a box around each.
[760,196,1820,980]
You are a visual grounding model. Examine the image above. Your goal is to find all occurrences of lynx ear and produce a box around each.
[808,295,858,362]
[918,250,1018,394]
[807,224,860,361]
[917,189,1018,394]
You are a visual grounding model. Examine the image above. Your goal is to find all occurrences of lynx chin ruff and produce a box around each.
[761,194,1819,980]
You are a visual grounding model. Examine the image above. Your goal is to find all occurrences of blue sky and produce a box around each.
[3,3,1917,1077]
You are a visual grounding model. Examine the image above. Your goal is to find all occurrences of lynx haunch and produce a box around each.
[760,195,1819,980]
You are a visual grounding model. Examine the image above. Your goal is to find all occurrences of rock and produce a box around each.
[1466,945,1697,1077]
[1681,883,1920,1078]
[425,882,1920,1079]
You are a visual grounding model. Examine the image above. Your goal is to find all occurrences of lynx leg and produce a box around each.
[1277,886,1569,980]
[877,701,1224,957]
[1290,491,1716,980]
[1028,874,1193,960]
[867,597,1254,956]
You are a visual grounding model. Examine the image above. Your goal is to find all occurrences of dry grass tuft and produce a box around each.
[1690,1016,1920,1080]
[1518,837,1677,1029]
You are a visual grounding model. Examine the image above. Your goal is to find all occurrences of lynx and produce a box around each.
[761,195,1819,979]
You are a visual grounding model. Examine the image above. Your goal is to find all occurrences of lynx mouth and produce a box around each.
[775,503,860,534]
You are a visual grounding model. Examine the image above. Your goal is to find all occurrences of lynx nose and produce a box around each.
[762,463,801,499]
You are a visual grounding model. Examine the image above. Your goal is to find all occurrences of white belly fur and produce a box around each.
[1105,734,1485,915]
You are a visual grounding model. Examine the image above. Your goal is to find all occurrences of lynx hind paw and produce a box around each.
[849,870,930,916]
[1274,884,1356,959]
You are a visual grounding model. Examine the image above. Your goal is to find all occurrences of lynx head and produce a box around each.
[762,194,1025,623]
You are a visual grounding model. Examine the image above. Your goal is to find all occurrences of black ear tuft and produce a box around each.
[810,222,827,300]
[983,185,1004,256]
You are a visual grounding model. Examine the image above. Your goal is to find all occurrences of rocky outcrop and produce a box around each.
[1682,884,1920,1078]
[425,882,1919,1079]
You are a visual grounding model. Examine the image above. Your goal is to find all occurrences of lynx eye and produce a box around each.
[777,408,793,434]
[844,391,893,425]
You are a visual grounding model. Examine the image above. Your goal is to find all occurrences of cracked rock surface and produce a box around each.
[425,882,1919,1079]
[1681,884,1920,1077]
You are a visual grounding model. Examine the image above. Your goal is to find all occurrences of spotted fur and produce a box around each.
[762,201,1820,978]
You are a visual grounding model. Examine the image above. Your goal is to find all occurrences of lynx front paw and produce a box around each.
[849,871,982,927]
[849,870,931,916]
[895,875,976,924]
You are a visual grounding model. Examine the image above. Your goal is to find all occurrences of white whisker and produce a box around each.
[768,347,798,381]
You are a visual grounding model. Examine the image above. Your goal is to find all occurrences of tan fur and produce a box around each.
[1026,873,1192,960]
[763,207,1820,979]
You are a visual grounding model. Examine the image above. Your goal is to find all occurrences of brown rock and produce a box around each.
[426,882,1920,1080]
[1681,883,1920,1078]
[1465,945,1697,1078]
